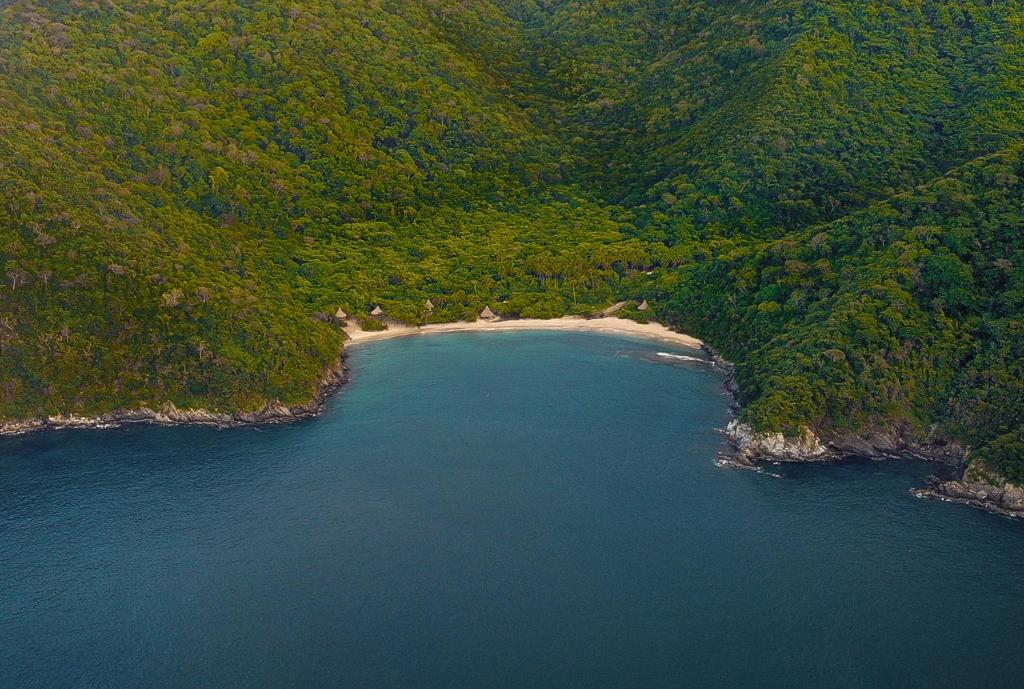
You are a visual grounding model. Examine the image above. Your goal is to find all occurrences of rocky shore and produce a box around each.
[0,356,348,437]
[701,345,740,414]
[705,344,1021,519]
[3,331,1019,520]
[721,417,1021,518]
[913,466,1024,519]
[5,315,706,438]
[722,419,970,466]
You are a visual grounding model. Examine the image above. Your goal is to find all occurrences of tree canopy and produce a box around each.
[1,0,1022,479]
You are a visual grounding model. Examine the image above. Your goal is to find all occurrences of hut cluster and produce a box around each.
[351,302,500,321]
[331,300,654,324]
[333,300,644,325]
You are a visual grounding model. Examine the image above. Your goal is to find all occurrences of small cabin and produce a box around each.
[637,300,650,312]
[370,305,384,317]
[335,308,348,320]
[425,299,435,311]
[479,306,497,320]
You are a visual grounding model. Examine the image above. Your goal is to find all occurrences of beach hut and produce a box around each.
[335,308,348,320]
[370,305,384,317]
[479,305,497,320]
[425,299,435,311]
[637,300,650,311]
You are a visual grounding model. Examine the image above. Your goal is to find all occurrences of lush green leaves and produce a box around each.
[1,0,1022,479]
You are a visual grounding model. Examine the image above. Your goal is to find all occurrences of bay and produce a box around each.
[2,332,1022,689]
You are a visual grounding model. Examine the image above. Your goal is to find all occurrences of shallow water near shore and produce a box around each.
[2,332,1023,689]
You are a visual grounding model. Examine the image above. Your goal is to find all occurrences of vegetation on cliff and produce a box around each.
[1,0,1022,479]
[660,148,1024,479]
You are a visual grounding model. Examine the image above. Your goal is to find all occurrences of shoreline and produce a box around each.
[342,316,704,349]
[716,400,1024,519]
[0,356,349,438]
[911,485,1024,520]
[3,314,1016,520]
[1,317,701,438]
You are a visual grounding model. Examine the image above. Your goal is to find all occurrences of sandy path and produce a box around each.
[342,316,703,349]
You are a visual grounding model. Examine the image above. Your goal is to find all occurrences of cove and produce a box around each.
[1,331,1023,689]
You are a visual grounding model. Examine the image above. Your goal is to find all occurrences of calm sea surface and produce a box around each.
[2,332,1023,689]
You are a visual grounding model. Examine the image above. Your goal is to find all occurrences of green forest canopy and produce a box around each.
[1,0,1022,480]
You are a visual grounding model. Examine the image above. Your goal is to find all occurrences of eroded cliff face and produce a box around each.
[921,463,1024,518]
[724,418,969,465]
[724,420,833,464]
[723,417,1024,518]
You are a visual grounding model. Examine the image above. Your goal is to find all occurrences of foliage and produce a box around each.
[1,0,1023,478]
[660,148,1024,472]
[0,0,653,416]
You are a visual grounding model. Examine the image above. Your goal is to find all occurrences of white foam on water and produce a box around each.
[656,352,709,363]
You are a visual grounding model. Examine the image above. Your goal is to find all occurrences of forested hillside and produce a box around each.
[660,147,1024,479]
[521,0,1024,233]
[1,0,1022,482]
[0,0,645,415]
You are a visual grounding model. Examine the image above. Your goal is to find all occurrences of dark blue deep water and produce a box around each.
[2,332,1023,689]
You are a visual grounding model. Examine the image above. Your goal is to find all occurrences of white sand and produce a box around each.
[342,316,703,349]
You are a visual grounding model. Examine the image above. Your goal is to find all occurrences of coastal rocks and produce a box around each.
[1,403,302,436]
[0,356,349,437]
[721,411,1019,520]
[0,418,47,435]
[828,425,968,465]
[915,464,1024,519]
[701,345,741,414]
[724,419,833,465]
[722,419,968,467]
[704,347,1013,520]
[827,431,902,458]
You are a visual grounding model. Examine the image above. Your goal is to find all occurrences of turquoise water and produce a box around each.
[2,332,1023,689]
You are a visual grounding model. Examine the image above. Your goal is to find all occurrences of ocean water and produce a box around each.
[1,332,1022,689]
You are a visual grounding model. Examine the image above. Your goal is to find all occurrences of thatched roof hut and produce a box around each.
[479,305,497,320]
[370,305,384,317]
[637,300,650,311]
[425,299,435,311]
[335,308,348,319]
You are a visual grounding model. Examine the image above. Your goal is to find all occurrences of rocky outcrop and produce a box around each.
[722,415,1021,519]
[826,425,968,464]
[701,345,740,414]
[723,420,834,465]
[723,418,969,466]
[0,355,348,437]
[702,345,971,467]
[705,345,1018,519]
[915,464,1024,519]
[720,406,1021,519]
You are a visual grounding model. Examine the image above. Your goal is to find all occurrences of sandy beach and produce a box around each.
[342,316,704,349]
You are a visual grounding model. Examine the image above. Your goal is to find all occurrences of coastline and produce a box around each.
[341,316,704,349]
[716,396,1024,519]
[0,356,349,438]
[1,316,702,438]
[4,313,1017,520]
[912,483,1024,520]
